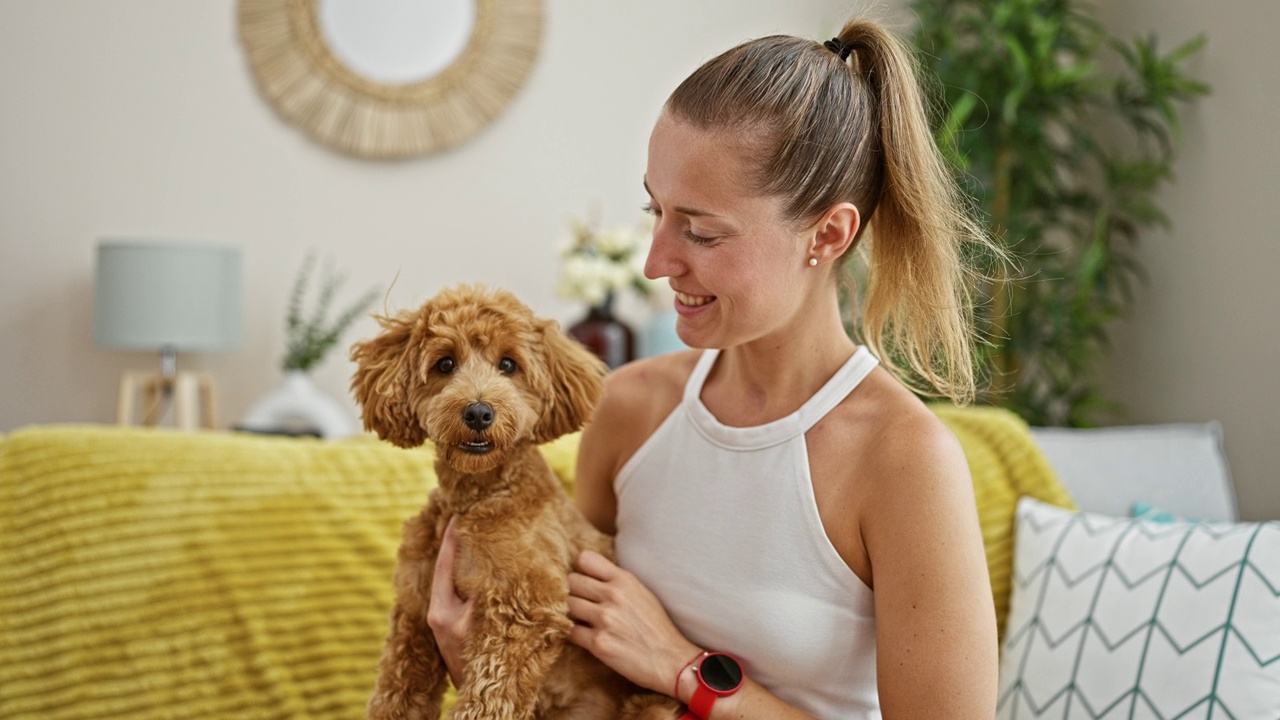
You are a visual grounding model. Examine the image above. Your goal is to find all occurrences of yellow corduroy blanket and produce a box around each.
[0,407,1069,720]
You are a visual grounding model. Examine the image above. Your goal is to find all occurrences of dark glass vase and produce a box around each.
[568,294,634,370]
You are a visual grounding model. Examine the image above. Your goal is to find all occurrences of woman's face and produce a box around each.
[643,114,814,349]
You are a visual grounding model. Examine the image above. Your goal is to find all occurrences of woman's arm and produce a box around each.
[425,517,473,684]
[862,412,999,718]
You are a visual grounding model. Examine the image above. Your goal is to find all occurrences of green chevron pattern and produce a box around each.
[997,498,1280,719]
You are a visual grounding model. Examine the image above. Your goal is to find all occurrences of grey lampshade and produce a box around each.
[93,239,243,352]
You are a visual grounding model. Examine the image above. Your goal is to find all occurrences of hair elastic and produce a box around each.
[824,37,853,61]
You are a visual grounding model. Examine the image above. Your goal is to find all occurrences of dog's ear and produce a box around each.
[532,320,607,444]
[349,313,428,448]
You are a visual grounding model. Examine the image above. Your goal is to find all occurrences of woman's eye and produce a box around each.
[434,357,455,374]
[682,228,715,245]
[498,357,517,375]
[640,202,662,217]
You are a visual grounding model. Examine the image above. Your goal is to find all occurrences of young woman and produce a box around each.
[432,18,999,719]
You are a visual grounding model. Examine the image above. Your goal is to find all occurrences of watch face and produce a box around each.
[700,653,743,692]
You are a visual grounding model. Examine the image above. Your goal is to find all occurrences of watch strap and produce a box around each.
[689,683,718,718]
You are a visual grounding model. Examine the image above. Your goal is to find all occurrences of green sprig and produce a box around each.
[282,252,379,372]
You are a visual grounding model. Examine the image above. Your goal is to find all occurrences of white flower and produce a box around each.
[595,226,638,257]
[554,213,654,306]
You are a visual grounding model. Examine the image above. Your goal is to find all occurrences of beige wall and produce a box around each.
[0,1,849,433]
[2,2,1275,519]
[1095,0,1280,521]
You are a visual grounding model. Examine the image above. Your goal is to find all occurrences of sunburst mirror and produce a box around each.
[238,0,544,159]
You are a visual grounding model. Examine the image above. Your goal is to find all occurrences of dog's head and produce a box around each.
[350,284,606,473]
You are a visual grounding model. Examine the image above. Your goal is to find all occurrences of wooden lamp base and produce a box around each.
[116,371,218,430]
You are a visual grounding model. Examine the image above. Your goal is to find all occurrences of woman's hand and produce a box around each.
[567,550,701,696]
[426,516,474,685]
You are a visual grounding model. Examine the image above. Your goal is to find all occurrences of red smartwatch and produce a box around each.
[677,651,745,719]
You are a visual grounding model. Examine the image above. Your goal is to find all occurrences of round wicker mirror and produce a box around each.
[238,0,544,159]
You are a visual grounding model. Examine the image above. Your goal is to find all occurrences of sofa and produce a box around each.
[1,406,1274,719]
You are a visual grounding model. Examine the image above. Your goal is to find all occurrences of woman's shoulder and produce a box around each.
[598,350,701,419]
[834,369,973,521]
[829,367,970,495]
[577,350,704,504]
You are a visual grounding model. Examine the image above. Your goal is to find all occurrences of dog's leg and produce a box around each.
[368,510,450,720]
[449,568,574,720]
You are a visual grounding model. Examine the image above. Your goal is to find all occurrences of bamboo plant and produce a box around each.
[910,0,1209,426]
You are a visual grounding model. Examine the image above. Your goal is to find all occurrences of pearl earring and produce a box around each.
[808,257,818,267]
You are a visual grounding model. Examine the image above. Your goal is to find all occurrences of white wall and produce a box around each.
[3,1,1275,520]
[0,0,849,432]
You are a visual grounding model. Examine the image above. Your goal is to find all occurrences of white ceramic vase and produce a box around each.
[238,371,355,438]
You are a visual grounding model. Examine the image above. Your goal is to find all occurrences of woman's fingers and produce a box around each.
[566,593,601,626]
[568,566,612,604]
[574,549,621,580]
[565,550,698,694]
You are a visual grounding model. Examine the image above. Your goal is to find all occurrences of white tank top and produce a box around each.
[615,347,882,720]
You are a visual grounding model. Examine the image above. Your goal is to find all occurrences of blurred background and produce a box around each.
[0,0,1275,518]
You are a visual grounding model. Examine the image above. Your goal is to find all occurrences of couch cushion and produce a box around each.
[1030,422,1237,522]
[998,497,1280,719]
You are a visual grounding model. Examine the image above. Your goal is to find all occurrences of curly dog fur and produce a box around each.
[351,285,680,720]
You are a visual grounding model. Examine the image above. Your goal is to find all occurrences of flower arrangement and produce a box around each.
[554,215,654,308]
[282,252,379,372]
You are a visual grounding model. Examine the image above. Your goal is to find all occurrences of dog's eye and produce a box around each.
[434,357,456,374]
[498,357,517,375]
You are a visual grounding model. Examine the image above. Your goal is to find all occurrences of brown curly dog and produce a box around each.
[351,285,680,720]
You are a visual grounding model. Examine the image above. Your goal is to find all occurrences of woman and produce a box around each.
[432,18,999,719]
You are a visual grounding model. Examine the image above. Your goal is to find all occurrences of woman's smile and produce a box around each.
[675,291,714,310]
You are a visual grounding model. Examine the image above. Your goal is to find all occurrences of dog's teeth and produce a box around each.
[458,440,493,455]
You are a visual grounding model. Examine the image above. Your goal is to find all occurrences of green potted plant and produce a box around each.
[239,253,378,437]
[909,0,1209,426]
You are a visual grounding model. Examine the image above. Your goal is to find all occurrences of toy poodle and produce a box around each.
[351,285,680,720]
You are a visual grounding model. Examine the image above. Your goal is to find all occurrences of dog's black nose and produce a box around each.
[462,402,495,431]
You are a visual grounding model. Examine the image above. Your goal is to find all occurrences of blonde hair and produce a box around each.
[665,19,995,404]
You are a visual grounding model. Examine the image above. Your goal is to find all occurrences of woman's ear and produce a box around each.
[349,312,428,448]
[532,320,607,444]
[810,202,861,264]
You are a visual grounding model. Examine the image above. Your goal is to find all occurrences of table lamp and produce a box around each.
[93,239,243,430]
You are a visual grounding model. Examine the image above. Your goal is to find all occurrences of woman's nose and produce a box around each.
[644,223,681,280]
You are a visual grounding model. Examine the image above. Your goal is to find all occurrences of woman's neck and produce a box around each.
[702,290,857,427]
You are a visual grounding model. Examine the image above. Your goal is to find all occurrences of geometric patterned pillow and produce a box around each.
[998,497,1280,719]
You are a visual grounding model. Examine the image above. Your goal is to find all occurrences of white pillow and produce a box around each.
[1029,423,1237,521]
[998,497,1280,719]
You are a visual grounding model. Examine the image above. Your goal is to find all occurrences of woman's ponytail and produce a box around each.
[836,20,992,404]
